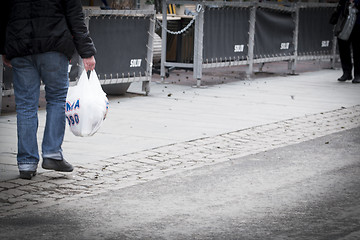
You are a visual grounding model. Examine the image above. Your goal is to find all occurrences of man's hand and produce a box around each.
[83,56,96,71]
[2,55,12,67]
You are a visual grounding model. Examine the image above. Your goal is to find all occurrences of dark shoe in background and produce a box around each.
[19,171,37,180]
[352,77,360,83]
[338,73,353,82]
[42,158,74,172]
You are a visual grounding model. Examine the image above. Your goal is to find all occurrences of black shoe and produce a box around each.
[338,73,353,82]
[352,77,360,83]
[19,171,37,180]
[42,158,74,172]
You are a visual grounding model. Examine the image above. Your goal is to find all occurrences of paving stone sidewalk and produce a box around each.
[0,105,359,217]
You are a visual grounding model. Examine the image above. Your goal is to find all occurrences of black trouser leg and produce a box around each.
[338,37,353,76]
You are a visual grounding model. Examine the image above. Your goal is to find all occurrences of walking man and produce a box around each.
[0,0,96,179]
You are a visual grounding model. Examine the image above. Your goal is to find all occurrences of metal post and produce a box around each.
[80,9,90,78]
[193,3,204,87]
[289,4,299,75]
[259,63,265,72]
[247,3,257,79]
[331,35,337,69]
[160,0,168,82]
[143,14,156,95]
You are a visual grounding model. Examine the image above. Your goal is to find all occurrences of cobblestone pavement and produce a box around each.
[1,105,359,217]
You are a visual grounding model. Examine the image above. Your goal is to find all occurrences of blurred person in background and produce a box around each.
[331,0,360,83]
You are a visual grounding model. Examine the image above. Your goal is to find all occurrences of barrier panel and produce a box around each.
[160,1,337,86]
[254,7,295,59]
[88,16,150,79]
[81,9,155,95]
[297,6,335,58]
[203,6,250,62]
[1,9,155,113]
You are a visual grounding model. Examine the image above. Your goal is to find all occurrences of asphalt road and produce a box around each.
[1,127,360,240]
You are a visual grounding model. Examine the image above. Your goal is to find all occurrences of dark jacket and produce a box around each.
[333,0,360,25]
[0,0,96,60]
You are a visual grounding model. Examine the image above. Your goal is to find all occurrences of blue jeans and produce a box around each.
[11,52,69,171]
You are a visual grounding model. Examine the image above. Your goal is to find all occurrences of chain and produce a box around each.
[156,4,202,35]
[155,17,196,35]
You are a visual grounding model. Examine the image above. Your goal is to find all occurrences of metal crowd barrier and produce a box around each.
[1,9,155,113]
[84,9,155,95]
[159,1,337,87]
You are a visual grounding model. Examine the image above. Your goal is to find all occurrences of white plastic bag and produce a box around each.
[65,70,109,137]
